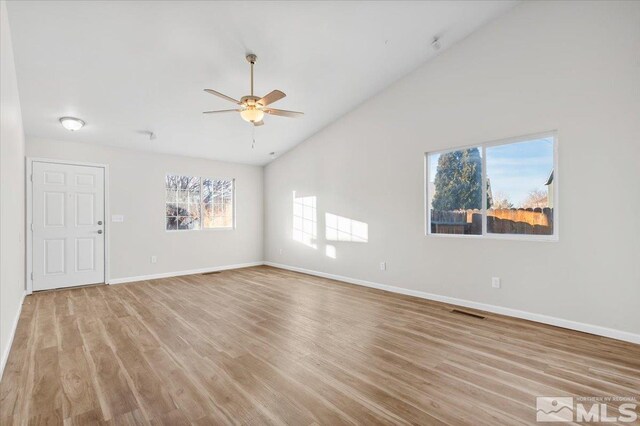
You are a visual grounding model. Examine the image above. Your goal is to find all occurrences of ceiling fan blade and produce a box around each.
[253,120,264,127]
[202,109,240,114]
[204,89,241,104]
[258,90,286,106]
[265,108,304,118]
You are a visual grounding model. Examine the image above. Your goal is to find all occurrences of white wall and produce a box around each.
[1,0,26,375]
[27,138,263,282]
[265,1,640,336]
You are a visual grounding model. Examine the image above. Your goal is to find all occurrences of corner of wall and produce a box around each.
[0,0,28,379]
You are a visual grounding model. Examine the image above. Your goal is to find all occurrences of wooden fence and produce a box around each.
[431,208,553,235]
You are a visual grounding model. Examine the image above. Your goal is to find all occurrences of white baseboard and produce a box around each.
[1,291,27,380]
[108,261,264,285]
[265,262,640,345]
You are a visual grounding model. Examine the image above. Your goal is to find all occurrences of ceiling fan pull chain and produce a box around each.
[252,126,256,149]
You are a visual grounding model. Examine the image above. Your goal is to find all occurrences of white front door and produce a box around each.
[32,161,105,291]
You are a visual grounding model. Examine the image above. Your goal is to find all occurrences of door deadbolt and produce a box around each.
[98,220,103,225]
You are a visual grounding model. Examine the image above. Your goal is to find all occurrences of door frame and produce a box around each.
[26,157,110,294]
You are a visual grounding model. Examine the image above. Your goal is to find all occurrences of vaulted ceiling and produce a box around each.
[7,1,516,165]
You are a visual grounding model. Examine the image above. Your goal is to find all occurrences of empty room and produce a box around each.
[1,0,639,424]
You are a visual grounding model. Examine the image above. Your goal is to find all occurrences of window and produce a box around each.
[165,174,234,231]
[165,175,201,231]
[428,147,483,236]
[202,179,234,228]
[426,133,557,240]
[486,138,555,236]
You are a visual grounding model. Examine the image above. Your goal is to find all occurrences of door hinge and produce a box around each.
[30,272,33,280]
[30,223,34,231]
[30,174,33,182]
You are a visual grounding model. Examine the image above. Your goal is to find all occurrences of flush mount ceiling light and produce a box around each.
[59,116,85,131]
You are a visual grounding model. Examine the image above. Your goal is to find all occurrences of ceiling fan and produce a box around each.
[203,54,303,126]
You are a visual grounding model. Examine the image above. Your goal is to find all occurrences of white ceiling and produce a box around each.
[7,1,516,165]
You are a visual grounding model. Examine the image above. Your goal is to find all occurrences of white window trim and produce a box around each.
[165,174,236,232]
[425,131,559,242]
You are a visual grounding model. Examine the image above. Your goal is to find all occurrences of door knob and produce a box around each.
[98,221,103,225]
[97,230,103,234]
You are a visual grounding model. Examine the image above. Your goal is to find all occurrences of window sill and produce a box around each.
[426,232,558,242]
[166,227,235,233]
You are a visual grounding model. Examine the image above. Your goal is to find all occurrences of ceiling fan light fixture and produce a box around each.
[59,116,85,131]
[240,107,264,123]
[203,54,303,127]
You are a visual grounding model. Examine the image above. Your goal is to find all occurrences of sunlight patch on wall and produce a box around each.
[293,191,317,249]
[325,244,336,259]
[325,213,368,242]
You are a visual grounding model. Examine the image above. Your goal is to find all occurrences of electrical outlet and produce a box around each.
[380,262,387,271]
[492,277,501,289]
[151,256,157,264]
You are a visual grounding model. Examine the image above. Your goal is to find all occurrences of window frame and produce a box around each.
[165,174,236,232]
[201,177,236,231]
[425,131,558,242]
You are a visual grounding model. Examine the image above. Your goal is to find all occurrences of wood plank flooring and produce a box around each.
[1,266,639,425]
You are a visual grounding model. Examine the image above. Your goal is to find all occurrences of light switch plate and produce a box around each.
[111,215,124,222]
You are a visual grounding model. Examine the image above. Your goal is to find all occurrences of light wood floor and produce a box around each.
[1,266,638,425]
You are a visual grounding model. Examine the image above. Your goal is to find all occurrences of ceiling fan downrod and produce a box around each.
[247,54,257,97]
